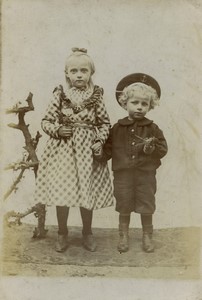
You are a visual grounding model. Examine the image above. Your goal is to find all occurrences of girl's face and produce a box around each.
[65,56,92,88]
[126,94,151,120]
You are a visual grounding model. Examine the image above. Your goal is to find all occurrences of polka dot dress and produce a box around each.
[34,86,114,210]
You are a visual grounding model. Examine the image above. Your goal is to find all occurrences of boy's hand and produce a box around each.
[143,137,155,154]
[58,126,72,138]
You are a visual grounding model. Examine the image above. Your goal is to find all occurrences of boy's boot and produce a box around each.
[141,214,154,253]
[117,214,130,253]
[55,206,69,252]
[142,225,154,253]
[80,207,97,252]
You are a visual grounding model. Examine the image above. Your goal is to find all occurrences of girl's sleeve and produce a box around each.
[41,90,61,139]
[95,95,111,144]
[102,128,113,160]
[152,125,168,159]
[95,129,113,162]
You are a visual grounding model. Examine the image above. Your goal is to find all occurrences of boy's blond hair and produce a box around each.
[118,83,160,110]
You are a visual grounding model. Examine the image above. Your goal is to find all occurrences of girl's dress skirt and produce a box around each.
[34,126,114,210]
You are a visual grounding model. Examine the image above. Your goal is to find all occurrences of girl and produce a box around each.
[34,48,113,252]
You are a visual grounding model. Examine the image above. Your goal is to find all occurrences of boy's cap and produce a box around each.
[115,73,161,103]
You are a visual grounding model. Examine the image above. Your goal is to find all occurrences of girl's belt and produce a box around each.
[68,122,95,129]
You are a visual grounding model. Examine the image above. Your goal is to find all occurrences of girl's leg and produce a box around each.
[141,214,154,253]
[56,205,69,235]
[55,206,69,252]
[80,207,96,252]
[117,214,130,253]
[80,207,92,235]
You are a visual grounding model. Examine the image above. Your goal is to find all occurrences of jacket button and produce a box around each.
[132,155,135,159]
[131,129,134,132]
[131,142,135,145]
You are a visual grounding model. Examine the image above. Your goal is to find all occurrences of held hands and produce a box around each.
[91,141,103,159]
[58,126,72,138]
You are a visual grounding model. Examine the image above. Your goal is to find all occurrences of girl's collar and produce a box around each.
[67,85,94,95]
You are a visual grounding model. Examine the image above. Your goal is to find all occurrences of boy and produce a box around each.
[102,73,168,253]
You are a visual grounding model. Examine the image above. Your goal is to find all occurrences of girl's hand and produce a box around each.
[91,141,102,152]
[58,126,72,138]
[91,141,103,159]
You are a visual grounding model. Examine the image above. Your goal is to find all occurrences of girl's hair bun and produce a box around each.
[72,47,87,53]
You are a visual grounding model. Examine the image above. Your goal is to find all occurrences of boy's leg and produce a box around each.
[117,214,130,253]
[141,214,154,253]
[114,169,135,253]
[55,205,69,252]
[135,170,156,253]
[80,207,96,252]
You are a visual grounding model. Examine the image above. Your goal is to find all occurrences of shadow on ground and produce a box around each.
[1,224,201,279]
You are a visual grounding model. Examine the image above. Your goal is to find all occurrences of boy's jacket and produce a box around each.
[103,117,168,171]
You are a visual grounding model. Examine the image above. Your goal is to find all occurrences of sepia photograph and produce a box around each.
[0,0,201,299]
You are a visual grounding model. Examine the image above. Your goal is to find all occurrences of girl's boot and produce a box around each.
[80,207,97,252]
[141,215,154,253]
[55,206,69,252]
[117,214,130,253]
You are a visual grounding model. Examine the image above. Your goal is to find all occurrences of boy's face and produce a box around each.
[66,56,92,88]
[126,94,151,120]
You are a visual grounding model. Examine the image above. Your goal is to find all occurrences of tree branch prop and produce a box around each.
[5,161,39,171]
[3,131,42,200]
[4,168,26,200]
[4,203,48,239]
[3,93,47,238]
[6,93,39,176]
[4,94,42,200]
